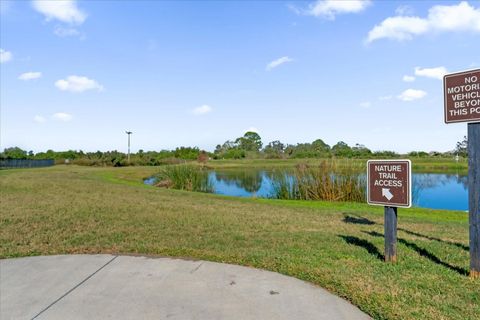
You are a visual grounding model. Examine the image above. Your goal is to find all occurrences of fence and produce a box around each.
[0,159,55,169]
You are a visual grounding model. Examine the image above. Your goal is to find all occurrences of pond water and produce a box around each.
[145,170,468,211]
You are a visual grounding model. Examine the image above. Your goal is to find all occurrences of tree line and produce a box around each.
[1,132,467,167]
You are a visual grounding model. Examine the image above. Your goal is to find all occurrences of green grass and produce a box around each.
[207,157,468,174]
[0,165,477,320]
[409,157,468,173]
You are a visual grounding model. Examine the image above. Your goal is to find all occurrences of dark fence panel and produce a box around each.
[0,159,55,168]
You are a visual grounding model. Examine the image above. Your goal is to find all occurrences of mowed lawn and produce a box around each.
[0,165,477,320]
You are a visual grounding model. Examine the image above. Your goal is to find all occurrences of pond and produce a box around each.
[145,170,468,211]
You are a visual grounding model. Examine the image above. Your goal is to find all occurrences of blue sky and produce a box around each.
[1,0,479,153]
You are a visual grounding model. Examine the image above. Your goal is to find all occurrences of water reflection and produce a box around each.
[412,173,468,210]
[208,170,468,211]
[208,171,275,198]
[212,170,264,194]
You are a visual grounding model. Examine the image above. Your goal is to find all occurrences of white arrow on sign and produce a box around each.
[382,188,394,201]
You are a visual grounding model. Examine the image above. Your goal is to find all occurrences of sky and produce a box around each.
[1,0,479,153]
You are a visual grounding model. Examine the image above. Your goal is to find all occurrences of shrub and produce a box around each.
[271,160,365,202]
[153,165,213,193]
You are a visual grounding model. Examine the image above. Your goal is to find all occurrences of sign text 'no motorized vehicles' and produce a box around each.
[444,69,480,124]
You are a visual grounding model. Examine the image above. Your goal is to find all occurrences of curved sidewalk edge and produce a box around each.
[0,254,371,320]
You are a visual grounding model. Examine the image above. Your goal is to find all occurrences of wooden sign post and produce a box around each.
[444,69,480,278]
[367,160,412,262]
[468,123,480,278]
[384,206,398,262]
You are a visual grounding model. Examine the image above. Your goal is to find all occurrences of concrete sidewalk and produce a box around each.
[0,255,370,320]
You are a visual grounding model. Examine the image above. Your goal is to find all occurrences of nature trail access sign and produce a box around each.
[444,69,480,123]
[367,160,411,208]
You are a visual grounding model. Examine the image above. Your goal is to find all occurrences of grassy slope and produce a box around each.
[0,165,477,320]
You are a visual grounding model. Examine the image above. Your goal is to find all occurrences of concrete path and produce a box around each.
[1,255,370,320]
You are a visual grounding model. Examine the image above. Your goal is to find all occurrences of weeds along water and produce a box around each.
[270,160,366,202]
[153,164,213,193]
[152,161,366,203]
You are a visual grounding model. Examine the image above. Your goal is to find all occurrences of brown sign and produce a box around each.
[367,160,411,208]
[444,69,480,123]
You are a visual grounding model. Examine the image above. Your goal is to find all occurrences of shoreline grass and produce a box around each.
[0,165,477,320]
[153,164,213,193]
[202,158,469,174]
[271,161,366,202]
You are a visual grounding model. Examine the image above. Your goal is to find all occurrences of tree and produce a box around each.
[1,147,27,159]
[455,136,468,157]
[223,148,245,159]
[281,139,331,159]
[264,140,285,158]
[174,147,200,160]
[311,139,330,153]
[197,151,209,164]
[235,131,262,152]
[214,144,223,155]
[351,143,371,158]
[213,140,241,159]
[331,141,352,157]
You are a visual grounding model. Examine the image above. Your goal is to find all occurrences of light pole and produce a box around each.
[125,131,132,163]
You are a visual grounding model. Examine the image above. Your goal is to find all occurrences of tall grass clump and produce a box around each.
[153,165,213,193]
[271,160,365,202]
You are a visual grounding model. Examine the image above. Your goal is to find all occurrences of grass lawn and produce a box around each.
[206,157,468,174]
[0,165,477,320]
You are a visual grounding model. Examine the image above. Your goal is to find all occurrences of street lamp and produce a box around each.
[125,131,132,163]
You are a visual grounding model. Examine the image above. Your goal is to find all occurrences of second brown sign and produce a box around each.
[444,69,480,124]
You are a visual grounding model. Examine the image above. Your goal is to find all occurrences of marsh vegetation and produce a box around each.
[271,161,365,202]
[153,164,213,193]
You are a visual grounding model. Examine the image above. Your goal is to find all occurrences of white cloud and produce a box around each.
[414,66,448,80]
[0,49,12,63]
[55,75,103,93]
[428,1,480,32]
[52,112,73,122]
[359,101,371,108]
[18,72,42,81]
[192,105,212,115]
[367,16,429,42]
[32,0,86,25]
[266,56,293,71]
[305,0,371,19]
[34,115,46,123]
[397,89,427,101]
[367,2,480,43]
[402,75,415,82]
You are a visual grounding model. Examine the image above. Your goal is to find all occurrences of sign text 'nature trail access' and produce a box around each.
[367,160,411,208]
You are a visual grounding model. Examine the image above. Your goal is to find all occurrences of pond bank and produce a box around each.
[145,169,468,211]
